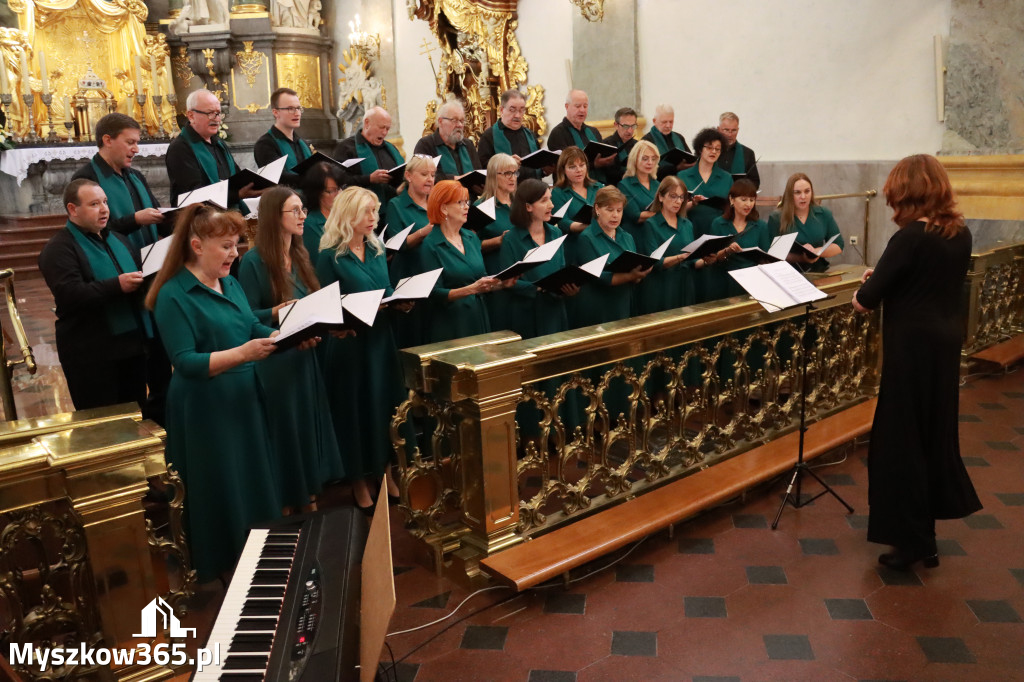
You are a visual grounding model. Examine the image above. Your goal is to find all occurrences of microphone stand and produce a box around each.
[771,301,854,529]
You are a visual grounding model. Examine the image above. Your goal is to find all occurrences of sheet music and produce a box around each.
[802,233,840,257]
[139,236,173,278]
[681,233,728,254]
[342,157,364,168]
[769,232,798,259]
[552,199,572,220]
[384,223,415,251]
[242,197,260,218]
[475,196,497,221]
[729,262,826,312]
[381,268,443,304]
[340,289,385,326]
[579,253,609,277]
[257,156,287,184]
[177,180,229,209]
[275,281,344,342]
[650,236,675,261]
[762,261,828,302]
[494,234,567,280]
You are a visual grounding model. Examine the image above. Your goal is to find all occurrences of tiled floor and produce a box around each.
[8,281,1024,681]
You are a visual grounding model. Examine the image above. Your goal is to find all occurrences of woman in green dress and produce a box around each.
[237,186,344,513]
[419,180,509,343]
[570,186,652,328]
[637,176,705,314]
[384,155,436,347]
[706,179,772,300]
[316,187,409,511]
[146,204,283,583]
[766,172,845,273]
[617,139,660,242]
[476,153,519,330]
[550,146,604,264]
[677,127,734,238]
[300,161,341,263]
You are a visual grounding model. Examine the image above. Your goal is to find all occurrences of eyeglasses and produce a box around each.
[703,144,722,152]
[497,170,519,179]
[617,122,638,130]
[282,207,308,217]
[504,106,526,116]
[190,109,223,119]
[274,106,304,113]
[323,187,341,196]
[665,193,686,201]
[439,117,465,125]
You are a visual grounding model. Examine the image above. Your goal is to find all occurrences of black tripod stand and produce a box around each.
[771,302,854,530]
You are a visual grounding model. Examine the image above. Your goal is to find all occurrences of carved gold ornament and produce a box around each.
[276,53,321,109]
[235,41,264,88]
[571,0,604,22]
[172,45,194,84]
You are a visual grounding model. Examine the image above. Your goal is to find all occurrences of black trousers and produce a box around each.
[62,355,147,414]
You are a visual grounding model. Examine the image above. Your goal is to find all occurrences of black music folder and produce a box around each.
[290,151,362,176]
[583,140,618,162]
[227,156,287,195]
[680,233,736,261]
[456,169,487,190]
[519,148,561,170]
[533,253,608,293]
[660,147,697,166]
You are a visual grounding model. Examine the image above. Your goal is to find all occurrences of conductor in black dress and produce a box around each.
[853,154,981,571]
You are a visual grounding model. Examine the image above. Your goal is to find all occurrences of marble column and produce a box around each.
[570,0,639,122]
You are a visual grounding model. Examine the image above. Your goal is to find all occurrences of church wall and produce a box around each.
[391,0,438,146]
[517,0,574,133]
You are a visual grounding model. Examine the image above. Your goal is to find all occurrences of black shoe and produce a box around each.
[387,494,401,506]
[355,501,375,516]
[878,548,939,571]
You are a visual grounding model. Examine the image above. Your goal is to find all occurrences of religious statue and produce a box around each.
[270,0,321,30]
[336,48,385,138]
[190,0,230,26]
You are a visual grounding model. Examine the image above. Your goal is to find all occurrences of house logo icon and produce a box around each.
[133,597,197,638]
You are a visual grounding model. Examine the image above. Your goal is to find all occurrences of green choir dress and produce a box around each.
[617,176,658,243]
[315,246,407,479]
[154,268,280,582]
[636,213,697,314]
[302,209,328,264]
[677,165,734,237]
[705,216,772,301]
[570,222,637,328]
[237,248,344,505]
[478,198,515,331]
[766,206,844,273]
[384,191,432,347]
[419,227,492,343]
[550,183,603,265]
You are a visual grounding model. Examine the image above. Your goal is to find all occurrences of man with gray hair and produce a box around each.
[165,88,258,206]
[478,88,547,180]
[334,105,404,212]
[716,111,759,188]
[546,88,615,182]
[413,100,480,182]
[642,104,695,179]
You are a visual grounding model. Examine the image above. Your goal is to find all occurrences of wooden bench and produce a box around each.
[480,398,877,591]
[970,333,1024,369]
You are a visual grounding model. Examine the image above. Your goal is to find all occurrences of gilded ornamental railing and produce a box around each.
[392,268,880,574]
[962,242,1024,355]
[0,268,37,421]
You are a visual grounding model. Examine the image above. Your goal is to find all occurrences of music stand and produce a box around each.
[727,263,854,530]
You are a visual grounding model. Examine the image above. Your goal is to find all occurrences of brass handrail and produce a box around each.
[0,269,36,421]
[769,190,879,265]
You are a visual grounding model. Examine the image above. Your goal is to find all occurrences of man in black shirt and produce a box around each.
[333,106,403,214]
[642,104,695,179]
[413,100,480,182]
[164,89,262,205]
[716,111,760,188]
[547,89,615,182]
[253,87,313,188]
[602,107,640,186]
[477,89,549,181]
[38,179,149,414]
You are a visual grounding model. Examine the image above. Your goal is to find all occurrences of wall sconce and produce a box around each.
[348,14,381,64]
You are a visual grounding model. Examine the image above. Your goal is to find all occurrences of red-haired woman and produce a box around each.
[146,204,281,583]
[238,186,343,514]
[853,154,981,571]
[418,179,508,342]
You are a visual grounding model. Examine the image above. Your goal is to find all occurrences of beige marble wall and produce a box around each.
[943,0,1024,154]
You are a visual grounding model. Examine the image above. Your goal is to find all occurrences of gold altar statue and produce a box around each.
[1,0,171,140]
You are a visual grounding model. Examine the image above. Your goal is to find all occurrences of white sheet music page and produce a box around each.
[728,262,826,312]
[139,236,173,278]
[768,232,798,260]
[552,199,572,220]
[762,261,828,303]
[475,196,497,221]
[802,233,840,257]
[241,197,260,218]
[382,268,443,304]
[340,289,385,326]
[579,253,609,277]
[650,236,675,261]
[384,223,415,250]
[342,157,364,168]
[177,179,229,209]
[257,155,287,184]
[275,281,344,343]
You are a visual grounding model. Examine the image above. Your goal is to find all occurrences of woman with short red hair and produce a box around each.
[853,154,981,571]
[418,180,507,342]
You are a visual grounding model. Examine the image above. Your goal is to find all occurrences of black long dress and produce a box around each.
[856,221,981,556]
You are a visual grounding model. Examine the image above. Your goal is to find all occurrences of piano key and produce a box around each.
[247,586,286,598]
[256,558,293,570]
[229,633,274,653]
[241,601,282,616]
[222,655,269,670]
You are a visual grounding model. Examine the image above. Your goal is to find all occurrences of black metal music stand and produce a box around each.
[770,301,854,530]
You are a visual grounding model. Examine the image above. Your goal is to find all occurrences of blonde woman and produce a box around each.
[316,187,406,511]
[618,139,660,240]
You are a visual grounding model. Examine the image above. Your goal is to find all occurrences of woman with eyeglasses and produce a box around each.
[476,153,519,330]
[383,154,436,347]
[570,185,651,328]
[237,186,343,514]
[705,179,772,301]
[419,180,510,343]
[637,176,703,314]
[551,146,604,264]
[767,173,844,273]
[677,127,734,239]
[618,140,661,242]
[145,204,283,583]
[316,186,408,511]
[300,161,342,263]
